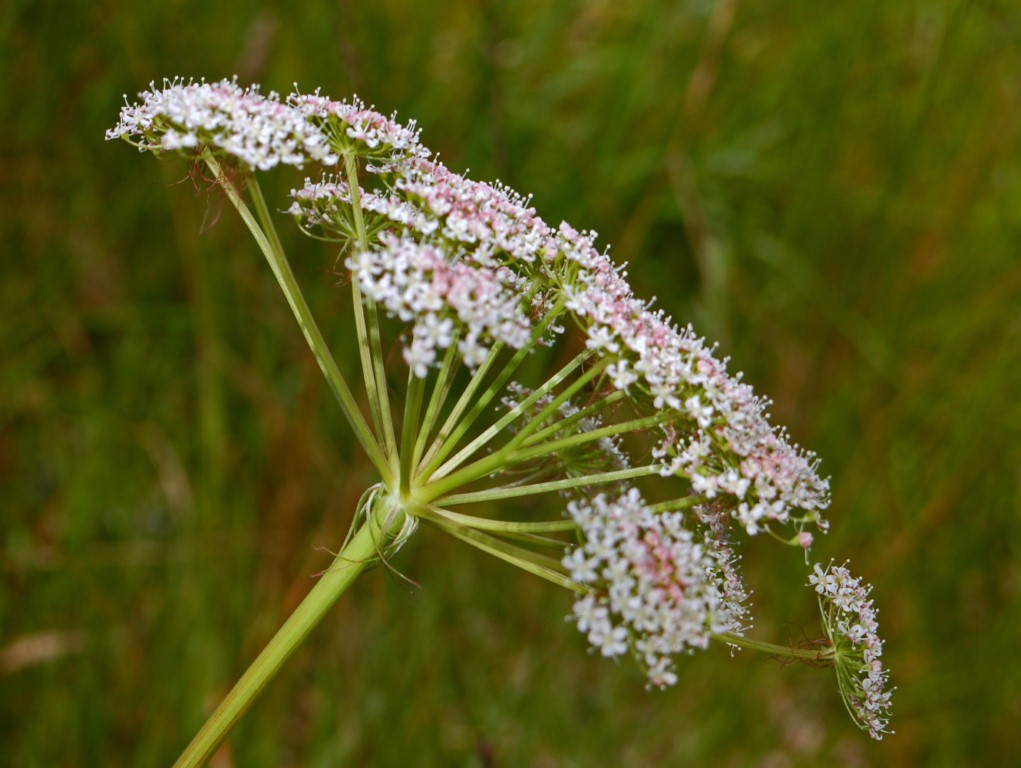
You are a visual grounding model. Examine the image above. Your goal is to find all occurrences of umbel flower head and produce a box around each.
[108,78,891,740]
[811,562,894,739]
[107,77,338,170]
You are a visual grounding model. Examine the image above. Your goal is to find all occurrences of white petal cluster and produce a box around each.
[391,159,555,263]
[553,223,830,534]
[563,490,748,688]
[810,562,893,740]
[697,507,751,633]
[106,78,336,170]
[289,92,428,162]
[347,233,533,376]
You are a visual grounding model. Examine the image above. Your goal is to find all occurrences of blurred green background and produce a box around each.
[3,0,1019,765]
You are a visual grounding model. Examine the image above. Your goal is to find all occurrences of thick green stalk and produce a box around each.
[208,158,393,487]
[173,497,405,768]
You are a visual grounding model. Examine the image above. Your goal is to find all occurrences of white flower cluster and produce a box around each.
[347,233,533,376]
[553,223,830,535]
[290,157,555,272]
[288,92,428,162]
[106,78,337,170]
[563,489,748,688]
[286,107,561,378]
[697,506,751,632]
[809,562,893,740]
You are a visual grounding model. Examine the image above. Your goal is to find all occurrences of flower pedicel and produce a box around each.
[108,77,893,764]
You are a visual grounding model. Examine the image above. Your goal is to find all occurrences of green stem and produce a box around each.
[173,496,405,768]
[350,273,389,456]
[503,358,608,451]
[411,338,461,473]
[245,170,288,267]
[506,413,663,467]
[436,464,661,506]
[342,153,398,466]
[430,349,593,482]
[208,158,393,486]
[421,413,662,502]
[416,341,505,477]
[417,509,588,595]
[713,632,835,663]
[400,369,426,496]
[422,506,578,534]
[646,494,708,514]
[521,390,625,447]
[418,296,566,477]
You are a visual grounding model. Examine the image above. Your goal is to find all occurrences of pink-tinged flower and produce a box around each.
[391,158,556,264]
[563,489,749,689]
[107,77,337,170]
[810,562,893,740]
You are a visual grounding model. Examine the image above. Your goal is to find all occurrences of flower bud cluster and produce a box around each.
[563,489,749,688]
[106,78,337,170]
[810,562,893,740]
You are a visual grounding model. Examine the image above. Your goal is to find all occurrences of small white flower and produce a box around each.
[811,562,893,740]
[562,491,748,687]
[108,77,336,169]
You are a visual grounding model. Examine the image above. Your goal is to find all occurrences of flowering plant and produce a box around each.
[109,77,892,764]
